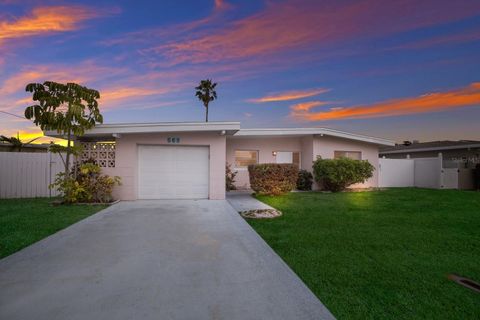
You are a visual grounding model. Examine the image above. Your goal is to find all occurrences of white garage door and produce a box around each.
[138,145,209,199]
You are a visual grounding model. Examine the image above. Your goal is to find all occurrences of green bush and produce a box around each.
[312,157,374,192]
[51,163,121,203]
[248,163,298,195]
[297,170,313,191]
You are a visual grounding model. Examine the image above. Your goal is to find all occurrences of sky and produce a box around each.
[1,0,480,144]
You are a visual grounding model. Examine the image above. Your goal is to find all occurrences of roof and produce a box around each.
[44,122,394,146]
[232,127,395,146]
[45,121,241,139]
[380,140,480,154]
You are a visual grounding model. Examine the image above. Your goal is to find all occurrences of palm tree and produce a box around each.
[0,133,40,152]
[195,79,217,122]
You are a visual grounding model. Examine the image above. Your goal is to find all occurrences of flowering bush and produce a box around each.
[51,163,121,203]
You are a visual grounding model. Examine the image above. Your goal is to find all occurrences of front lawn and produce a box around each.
[249,188,480,319]
[0,198,107,258]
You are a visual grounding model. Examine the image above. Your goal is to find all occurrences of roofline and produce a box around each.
[380,143,480,154]
[234,128,395,146]
[45,121,241,138]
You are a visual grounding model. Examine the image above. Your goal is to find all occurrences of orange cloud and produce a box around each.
[249,88,330,103]
[100,86,173,108]
[290,101,330,112]
[0,6,103,40]
[292,82,480,121]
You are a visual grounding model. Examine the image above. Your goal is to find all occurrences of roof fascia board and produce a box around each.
[235,128,394,146]
[380,144,480,154]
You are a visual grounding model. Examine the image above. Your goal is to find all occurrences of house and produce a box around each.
[46,122,394,200]
[380,140,480,167]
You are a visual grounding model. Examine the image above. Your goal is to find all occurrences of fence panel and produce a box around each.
[414,157,442,188]
[441,168,458,189]
[0,152,67,198]
[379,158,414,187]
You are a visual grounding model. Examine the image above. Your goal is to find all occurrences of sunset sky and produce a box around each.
[1,0,480,144]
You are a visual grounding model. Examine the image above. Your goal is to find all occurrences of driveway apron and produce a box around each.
[0,200,335,320]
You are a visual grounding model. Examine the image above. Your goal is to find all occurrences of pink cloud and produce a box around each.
[249,88,330,103]
[143,0,480,65]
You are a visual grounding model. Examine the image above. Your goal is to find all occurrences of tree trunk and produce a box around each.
[205,104,209,122]
[65,128,72,178]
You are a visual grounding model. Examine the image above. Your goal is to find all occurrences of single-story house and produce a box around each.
[46,122,394,200]
[380,140,480,167]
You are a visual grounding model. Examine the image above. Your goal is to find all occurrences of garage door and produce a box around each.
[138,145,209,199]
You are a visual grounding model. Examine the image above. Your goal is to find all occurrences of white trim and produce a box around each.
[45,121,240,138]
[234,128,394,146]
[380,144,480,154]
[44,121,394,146]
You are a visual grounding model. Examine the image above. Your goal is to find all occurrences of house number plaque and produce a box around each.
[167,137,180,144]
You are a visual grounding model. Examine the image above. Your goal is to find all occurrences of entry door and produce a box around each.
[138,145,209,199]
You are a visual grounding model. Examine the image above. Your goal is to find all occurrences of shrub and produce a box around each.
[226,163,238,191]
[51,163,121,203]
[248,163,298,195]
[312,157,374,192]
[297,169,313,191]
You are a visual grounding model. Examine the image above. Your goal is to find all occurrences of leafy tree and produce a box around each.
[195,79,217,122]
[24,81,102,176]
[0,134,40,152]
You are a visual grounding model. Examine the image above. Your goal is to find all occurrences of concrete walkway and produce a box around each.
[0,200,335,320]
[226,190,275,212]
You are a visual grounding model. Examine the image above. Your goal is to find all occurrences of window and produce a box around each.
[235,150,258,168]
[275,151,301,168]
[334,151,362,160]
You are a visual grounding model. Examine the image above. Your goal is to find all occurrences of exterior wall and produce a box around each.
[106,132,226,200]
[301,136,314,171]
[313,136,380,188]
[226,137,308,189]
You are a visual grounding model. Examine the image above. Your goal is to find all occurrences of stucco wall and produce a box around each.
[226,137,306,189]
[106,132,226,200]
[313,136,380,188]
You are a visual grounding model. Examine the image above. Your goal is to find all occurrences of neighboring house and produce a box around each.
[0,142,49,153]
[46,122,394,200]
[380,140,480,166]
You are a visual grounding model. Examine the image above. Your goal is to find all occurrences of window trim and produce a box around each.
[234,149,259,170]
[334,150,362,160]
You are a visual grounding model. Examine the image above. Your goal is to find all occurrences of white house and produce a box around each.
[46,121,394,200]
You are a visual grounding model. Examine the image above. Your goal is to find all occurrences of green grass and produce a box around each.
[0,198,106,259]
[249,188,480,320]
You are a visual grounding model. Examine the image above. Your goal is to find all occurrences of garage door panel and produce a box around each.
[138,145,209,199]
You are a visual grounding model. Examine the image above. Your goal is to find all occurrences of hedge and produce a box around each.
[297,169,313,191]
[312,157,374,192]
[248,163,299,195]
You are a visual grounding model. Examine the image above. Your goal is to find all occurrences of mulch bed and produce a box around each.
[240,209,282,219]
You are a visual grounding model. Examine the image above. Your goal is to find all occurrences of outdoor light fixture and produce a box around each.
[272,151,277,156]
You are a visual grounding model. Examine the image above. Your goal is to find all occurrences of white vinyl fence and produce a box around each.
[379,155,474,189]
[0,152,67,198]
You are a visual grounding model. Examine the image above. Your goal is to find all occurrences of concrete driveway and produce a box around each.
[0,200,334,320]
